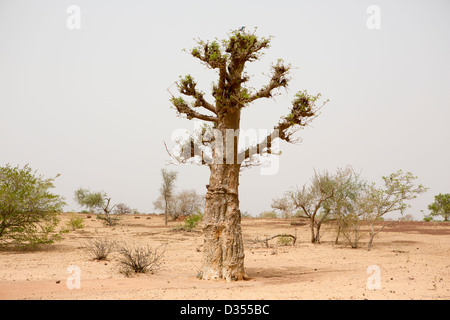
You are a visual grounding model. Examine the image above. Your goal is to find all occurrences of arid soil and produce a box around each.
[0,213,449,300]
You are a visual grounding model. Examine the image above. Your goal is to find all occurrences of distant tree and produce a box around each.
[74,188,105,213]
[401,214,415,221]
[97,197,120,226]
[271,196,293,219]
[159,169,178,225]
[428,193,450,222]
[0,164,66,247]
[175,189,204,218]
[114,203,132,215]
[321,168,367,246]
[275,167,354,243]
[365,170,427,250]
[74,188,120,226]
[154,189,204,221]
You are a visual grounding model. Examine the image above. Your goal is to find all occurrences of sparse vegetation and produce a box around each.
[66,214,85,231]
[258,211,278,219]
[114,203,132,215]
[273,167,356,243]
[117,243,166,277]
[84,237,116,261]
[154,189,204,221]
[157,169,178,226]
[74,188,124,226]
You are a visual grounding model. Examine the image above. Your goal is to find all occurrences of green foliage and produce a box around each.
[96,213,120,226]
[179,212,202,232]
[370,170,428,218]
[74,187,105,212]
[428,193,450,221]
[277,234,294,246]
[0,164,66,248]
[66,214,85,231]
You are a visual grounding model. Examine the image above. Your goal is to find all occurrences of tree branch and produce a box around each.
[170,96,218,123]
[246,61,291,103]
[176,75,217,114]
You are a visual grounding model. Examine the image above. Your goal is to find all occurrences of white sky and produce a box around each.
[0,0,449,219]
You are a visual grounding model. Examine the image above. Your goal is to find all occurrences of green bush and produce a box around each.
[277,234,294,246]
[0,164,66,248]
[182,212,203,231]
[66,214,85,231]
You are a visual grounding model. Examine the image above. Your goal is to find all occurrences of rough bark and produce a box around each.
[201,163,247,281]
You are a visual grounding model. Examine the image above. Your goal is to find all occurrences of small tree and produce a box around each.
[428,193,450,222]
[158,169,178,225]
[74,188,105,213]
[175,190,204,218]
[0,164,66,247]
[275,167,353,243]
[74,188,120,226]
[114,203,132,215]
[271,196,293,219]
[154,189,204,221]
[322,169,367,246]
[366,170,427,250]
[336,187,374,249]
[97,197,120,226]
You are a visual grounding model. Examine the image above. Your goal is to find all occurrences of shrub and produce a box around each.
[183,212,202,231]
[117,243,166,277]
[66,214,85,231]
[84,237,116,261]
[258,211,278,219]
[96,213,120,226]
[277,234,295,246]
[0,164,66,248]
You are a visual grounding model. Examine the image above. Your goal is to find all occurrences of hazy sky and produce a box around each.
[1,0,449,219]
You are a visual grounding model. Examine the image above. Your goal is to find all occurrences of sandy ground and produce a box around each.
[0,213,449,300]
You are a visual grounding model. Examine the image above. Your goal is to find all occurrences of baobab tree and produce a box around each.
[168,28,327,281]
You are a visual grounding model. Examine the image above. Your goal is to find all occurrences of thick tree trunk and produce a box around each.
[201,163,247,281]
